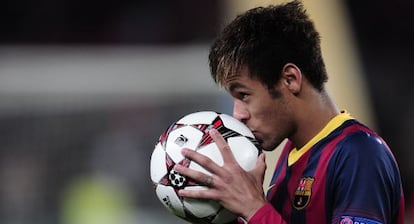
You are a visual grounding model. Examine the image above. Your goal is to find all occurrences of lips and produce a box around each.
[251,131,263,144]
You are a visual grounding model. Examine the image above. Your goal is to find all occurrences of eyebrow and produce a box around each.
[228,82,248,92]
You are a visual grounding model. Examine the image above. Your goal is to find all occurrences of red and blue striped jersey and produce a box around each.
[249,111,405,224]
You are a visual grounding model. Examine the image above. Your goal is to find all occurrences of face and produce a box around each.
[224,71,296,151]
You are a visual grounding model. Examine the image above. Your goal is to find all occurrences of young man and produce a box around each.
[173,1,405,223]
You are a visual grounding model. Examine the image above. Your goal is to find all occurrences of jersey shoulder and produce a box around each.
[334,121,393,161]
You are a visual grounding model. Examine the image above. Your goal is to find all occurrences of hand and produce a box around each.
[173,128,267,221]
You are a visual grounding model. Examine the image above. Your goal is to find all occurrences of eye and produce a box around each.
[237,92,249,101]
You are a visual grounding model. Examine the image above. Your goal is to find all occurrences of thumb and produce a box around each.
[251,152,266,184]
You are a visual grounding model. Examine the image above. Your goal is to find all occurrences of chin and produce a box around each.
[262,146,277,151]
[261,139,285,151]
[260,142,276,151]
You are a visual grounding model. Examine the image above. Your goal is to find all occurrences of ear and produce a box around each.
[281,63,302,95]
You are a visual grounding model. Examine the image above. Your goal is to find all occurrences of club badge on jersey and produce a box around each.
[293,177,314,210]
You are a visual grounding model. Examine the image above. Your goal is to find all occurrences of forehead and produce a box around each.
[224,72,264,93]
[223,73,245,91]
[222,67,251,90]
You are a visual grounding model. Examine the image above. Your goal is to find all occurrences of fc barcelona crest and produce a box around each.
[293,177,314,210]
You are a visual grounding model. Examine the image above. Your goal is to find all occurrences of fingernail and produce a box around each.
[174,164,181,171]
[209,129,218,136]
[177,189,184,196]
[181,148,189,155]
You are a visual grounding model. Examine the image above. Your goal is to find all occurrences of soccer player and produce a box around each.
[173,1,405,223]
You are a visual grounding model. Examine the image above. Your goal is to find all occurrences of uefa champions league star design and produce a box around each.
[159,153,195,190]
[195,115,260,149]
[158,123,196,192]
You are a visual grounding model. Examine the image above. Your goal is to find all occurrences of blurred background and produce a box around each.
[0,0,413,223]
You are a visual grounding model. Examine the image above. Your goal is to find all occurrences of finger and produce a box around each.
[174,162,212,186]
[256,152,266,171]
[181,148,224,175]
[209,129,236,164]
[203,175,214,187]
[177,187,220,201]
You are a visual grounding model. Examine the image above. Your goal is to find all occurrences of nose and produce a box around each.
[232,100,249,124]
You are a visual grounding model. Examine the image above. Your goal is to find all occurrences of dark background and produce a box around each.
[346,0,414,207]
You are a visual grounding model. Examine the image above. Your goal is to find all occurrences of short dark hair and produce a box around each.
[209,0,328,91]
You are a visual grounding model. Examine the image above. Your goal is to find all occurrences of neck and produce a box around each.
[291,89,339,149]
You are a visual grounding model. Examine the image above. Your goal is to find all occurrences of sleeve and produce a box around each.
[328,131,404,224]
[245,203,287,224]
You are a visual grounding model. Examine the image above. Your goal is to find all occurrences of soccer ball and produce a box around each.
[150,111,261,224]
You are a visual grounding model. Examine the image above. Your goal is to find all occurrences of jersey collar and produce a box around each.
[288,110,354,166]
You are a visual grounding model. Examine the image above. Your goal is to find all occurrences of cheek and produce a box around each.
[258,101,293,145]
[261,114,292,150]
[264,112,287,136]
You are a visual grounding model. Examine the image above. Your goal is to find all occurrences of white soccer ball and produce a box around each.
[150,111,261,224]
